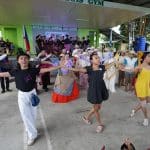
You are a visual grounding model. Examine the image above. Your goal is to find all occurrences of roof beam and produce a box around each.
[139,1,150,6]
[103,1,150,14]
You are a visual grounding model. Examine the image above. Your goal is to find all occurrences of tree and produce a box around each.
[120,15,150,40]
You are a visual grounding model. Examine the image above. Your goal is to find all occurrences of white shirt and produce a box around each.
[119,56,125,64]
[124,57,137,69]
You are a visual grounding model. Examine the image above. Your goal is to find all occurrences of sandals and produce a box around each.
[82,116,105,133]
[82,116,92,125]
[130,109,135,117]
[96,125,104,133]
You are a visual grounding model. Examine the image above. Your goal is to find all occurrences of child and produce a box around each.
[0,52,62,146]
[129,53,150,126]
[66,52,109,133]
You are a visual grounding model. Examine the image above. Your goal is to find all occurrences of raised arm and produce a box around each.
[41,54,52,62]
[41,61,53,65]
[133,65,142,73]
[39,65,61,74]
[37,51,45,58]
[104,61,117,70]
[0,72,11,78]
[0,54,7,61]
[119,65,142,73]
[67,67,87,73]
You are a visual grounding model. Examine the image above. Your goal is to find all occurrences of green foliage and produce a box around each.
[120,15,150,40]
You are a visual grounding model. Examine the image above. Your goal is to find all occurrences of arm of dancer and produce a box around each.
[37,50,45,58]
[120,65,142,73]
[0,66,62,77]
[39,65,62,74]
[119,68,131,72]
[104,61,117,69]
[0,72,11,77]
[65,67,87,73]
[40,61,53,65]
[0,54,7,61]
[132,65,142,73]
[40,54,52,62]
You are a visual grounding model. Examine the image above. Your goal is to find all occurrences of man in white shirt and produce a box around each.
[123,51,138,91]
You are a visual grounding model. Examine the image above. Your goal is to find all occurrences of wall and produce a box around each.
[31,25,77,53]
[0,25,100,54]
[0,25,34,54]
[77,28,99,47]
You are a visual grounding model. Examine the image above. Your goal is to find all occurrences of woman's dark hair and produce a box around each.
[141,52,150,63]
[121,143,136,150]
[90,52,98,60]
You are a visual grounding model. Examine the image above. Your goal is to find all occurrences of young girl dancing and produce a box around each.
[0,52,62,146]
[66,52,110,133]
[129,53,150,126]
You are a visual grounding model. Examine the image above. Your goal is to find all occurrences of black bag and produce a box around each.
[31,94,40,106]
[102,89,109,100]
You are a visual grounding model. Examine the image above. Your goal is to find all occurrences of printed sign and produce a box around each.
[65,0,104,6]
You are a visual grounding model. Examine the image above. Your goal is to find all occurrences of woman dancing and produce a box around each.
[52,54,79,103]
[129,53,150,126]
[65,52,111,133]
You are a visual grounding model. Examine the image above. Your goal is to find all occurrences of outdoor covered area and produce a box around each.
[0,1,150,150]
[0,0,150,28]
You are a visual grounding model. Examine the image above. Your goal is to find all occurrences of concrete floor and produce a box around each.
[0,83,150,150]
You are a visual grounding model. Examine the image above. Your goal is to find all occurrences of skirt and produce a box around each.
[52,81,79,103]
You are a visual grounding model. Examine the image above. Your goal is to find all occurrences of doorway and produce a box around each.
[4,27,17,50]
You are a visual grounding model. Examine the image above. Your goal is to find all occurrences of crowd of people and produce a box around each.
[0,37,15,55]
[0,48,12,93]
[35,34,90,55]
[0,37,15,93]
[0,40,150,148]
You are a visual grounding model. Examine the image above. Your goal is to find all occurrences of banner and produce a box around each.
[65,0,104,6]
[23,25,30,52]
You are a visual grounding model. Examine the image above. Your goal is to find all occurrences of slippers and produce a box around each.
[82,116,92,125]
[130,109,135,117]
[96,125,105,133]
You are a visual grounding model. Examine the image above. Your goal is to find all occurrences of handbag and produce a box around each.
[102,89,109,100]
[31,94,40,106]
